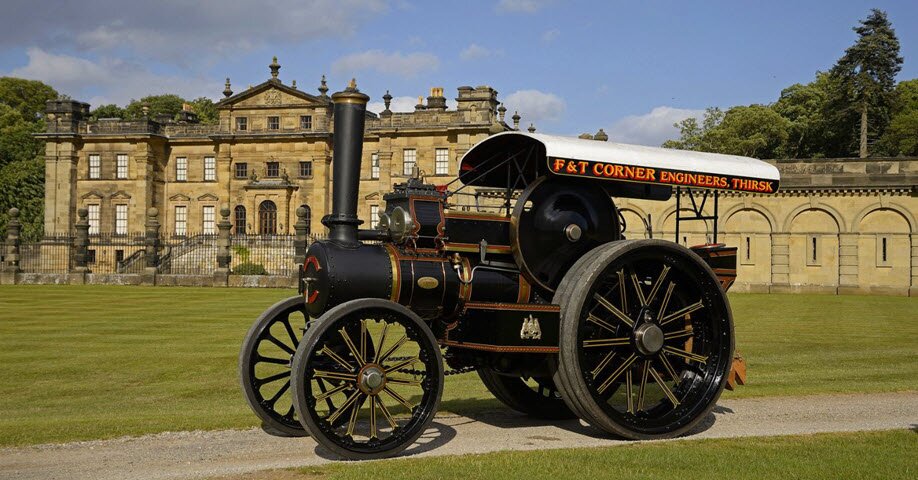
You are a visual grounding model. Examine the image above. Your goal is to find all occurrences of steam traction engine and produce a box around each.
[239,82,781,459]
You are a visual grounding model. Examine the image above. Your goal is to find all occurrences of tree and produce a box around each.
[0,77,58,121]
[875,79,918,156]
[90,104,126,120]
[0,103,44,169]
[189,97,219,124]
[829,9,903,157]
[0,157,44,241]
[124,94,187,120]
[703,105,789,159]
[772,73,833,158]
[661,107,723,150]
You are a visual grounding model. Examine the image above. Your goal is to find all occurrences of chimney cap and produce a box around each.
[331,78,369,105]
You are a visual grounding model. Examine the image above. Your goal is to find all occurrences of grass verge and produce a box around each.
[0,285,914,446]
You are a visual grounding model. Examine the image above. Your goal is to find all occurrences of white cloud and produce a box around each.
[460,44,498,61]
[605,106,705,147]
[332,50,439,78]
[503,89,566,123]
[495,0,553,13]
[541,28,560,43]
[9,48,219,106]
[0,0,388,65]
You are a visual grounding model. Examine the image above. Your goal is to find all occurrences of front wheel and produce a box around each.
[552,239,734,439]
[291,299,443,460]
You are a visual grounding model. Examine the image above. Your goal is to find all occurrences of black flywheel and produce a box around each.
[551,239,734,439]
[291,299,443,460]
[511,176,620,293]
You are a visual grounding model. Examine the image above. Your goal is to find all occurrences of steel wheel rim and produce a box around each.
[299,308,440,454]
[576,248,731,434]
[244,300,309,432]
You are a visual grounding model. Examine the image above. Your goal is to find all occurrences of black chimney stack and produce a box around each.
[322,79,370,247]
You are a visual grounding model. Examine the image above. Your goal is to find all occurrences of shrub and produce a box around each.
[233,262,267,275]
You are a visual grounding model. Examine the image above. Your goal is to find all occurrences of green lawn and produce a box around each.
[0,285,915,446]
[295,430,918,480]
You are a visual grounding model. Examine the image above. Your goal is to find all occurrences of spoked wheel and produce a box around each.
[291,299,443,460]
[239,296,310,437]
[552,239,734,439]
[477,368,575,419]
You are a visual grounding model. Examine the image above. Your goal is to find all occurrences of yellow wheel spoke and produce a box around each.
[664,328,693,341]
[338,327,365,366]
[647,265,670,305]
[386,376,422,386]
[369,396,378,439]
[587,314,619,333]
[374,322,390,364]
[649,367,680,407]
[583,337,630,348]
[593,293,634,328]
[384,356,419,373]
[383,386,414,411]
[637,360,650,411]
[320,346,355,371]
[663,346,708,364]
[376,396,397,429]
[630,273,647,307]
[359,320,368,365]
[313,370,356,382]
[345,395,364,437]
[659,353,680,382]
[591,351,616,379]
[660,301,704,326]
[625,368,634,414]
[326,389,361,424]
[597,353,637,394]
[377,335,408,364]
[313,383,348,402]
[617,270,629,315]
[657,282,675,320]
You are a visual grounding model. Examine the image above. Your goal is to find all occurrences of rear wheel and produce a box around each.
[478,368,574,419]
[552,240,734,439]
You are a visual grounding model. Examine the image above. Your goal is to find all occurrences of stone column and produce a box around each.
[911,233,918,297]
[1,208,22,284]
[142,207,161,286]
[294,206,310,265]
[214,205,232,287]
[837,233,859,295]
[770,233,790,293]
[69,208,90,284]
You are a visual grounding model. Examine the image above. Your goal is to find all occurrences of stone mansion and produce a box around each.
[36,59,917,295]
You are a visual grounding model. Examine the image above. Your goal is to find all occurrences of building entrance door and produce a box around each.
[259,200,277,235]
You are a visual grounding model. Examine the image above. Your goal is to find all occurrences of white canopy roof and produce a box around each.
[458,132,781,194]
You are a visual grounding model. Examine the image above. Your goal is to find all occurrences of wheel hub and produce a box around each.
[634,323,664,355]
[358,364,386,395]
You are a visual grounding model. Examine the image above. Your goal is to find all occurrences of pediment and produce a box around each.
[111,190,132,200]
[218,80,326,109]
[365,192,381,200]
[197,193,219,202]
[80,190,104,200]
[169,193,191,202]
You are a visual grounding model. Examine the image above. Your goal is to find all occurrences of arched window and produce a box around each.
[300,204,311,236]
[259,200,277,235]
[234,205,246,235]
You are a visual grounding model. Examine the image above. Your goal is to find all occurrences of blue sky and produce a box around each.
[1,0,915,145]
